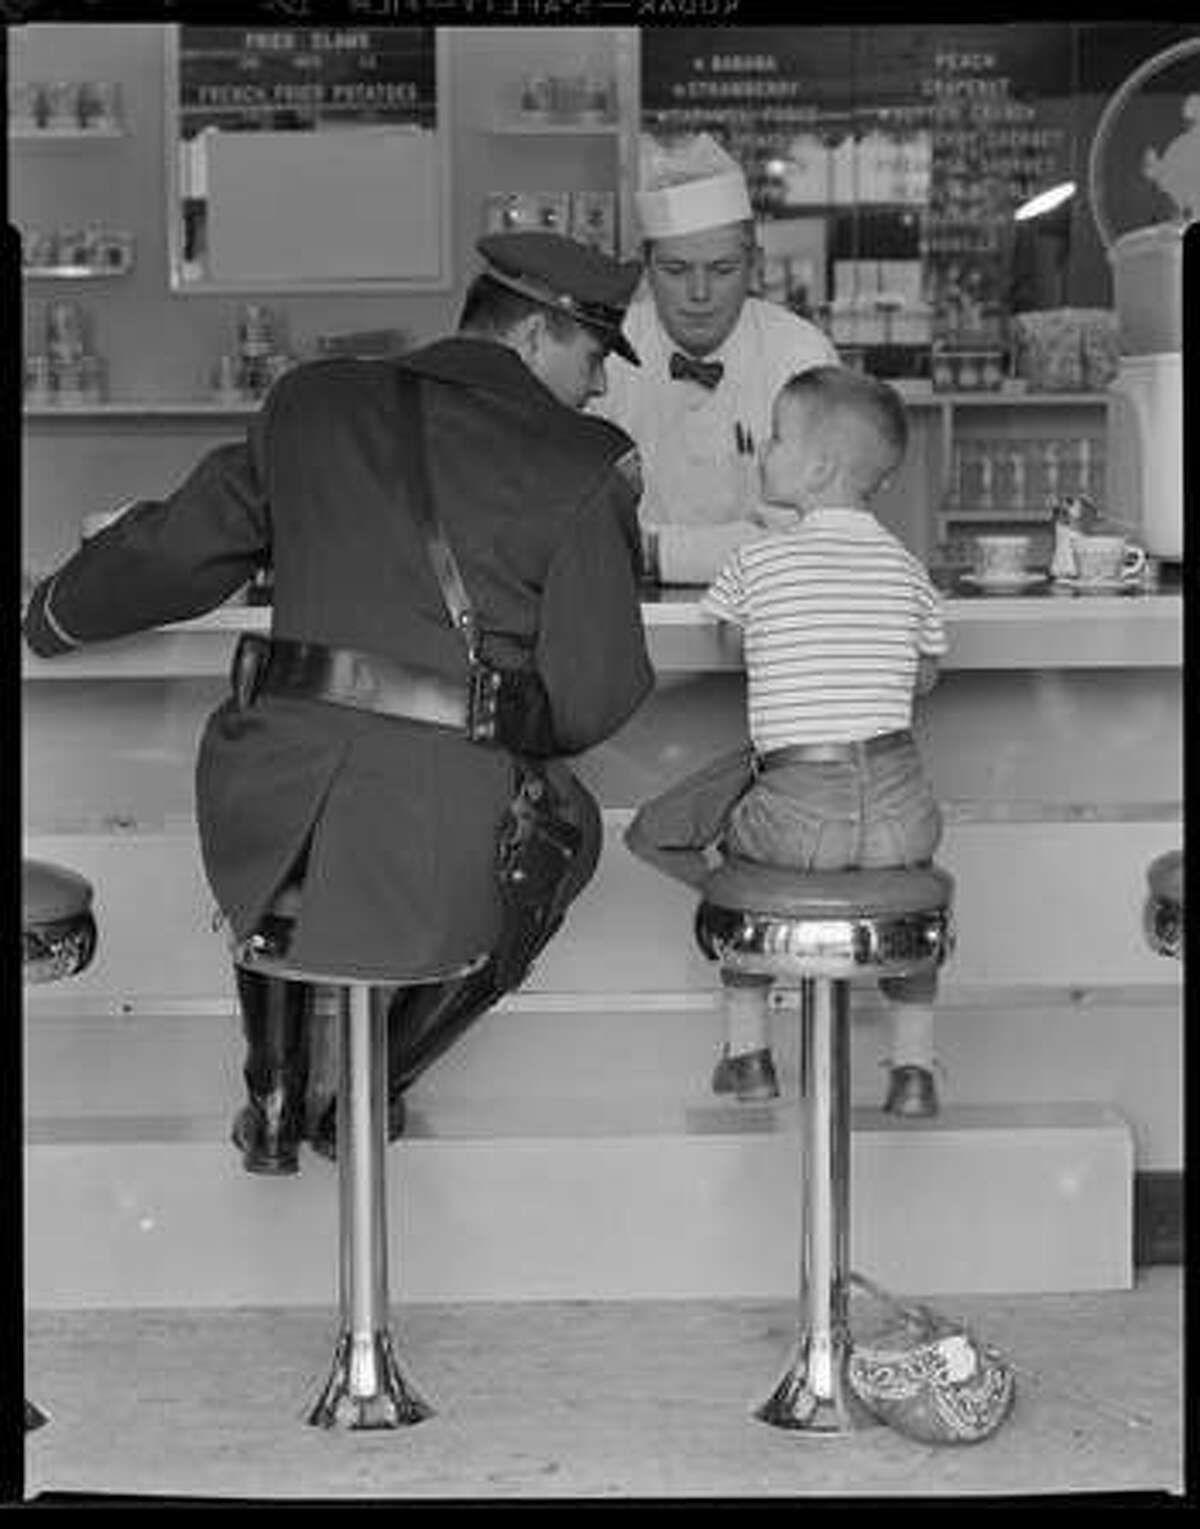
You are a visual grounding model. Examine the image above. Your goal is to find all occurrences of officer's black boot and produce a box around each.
[231,968,310,1175]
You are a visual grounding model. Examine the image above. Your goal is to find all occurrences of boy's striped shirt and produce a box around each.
[701,507,948,751]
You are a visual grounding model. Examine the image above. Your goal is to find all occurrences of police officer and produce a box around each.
[24,231,655,1175]
[592,134,838,585]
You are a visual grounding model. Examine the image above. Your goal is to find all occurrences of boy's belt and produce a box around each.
[256,636,470,731]
[757,729,913,770]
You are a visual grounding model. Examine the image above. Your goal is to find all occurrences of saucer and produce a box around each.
[1052,574,1139,595]
[961,571,1047,592]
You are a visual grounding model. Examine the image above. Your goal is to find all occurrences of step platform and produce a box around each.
[26,1097,1132,1308]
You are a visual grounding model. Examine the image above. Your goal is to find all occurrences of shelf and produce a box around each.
[23,400,260,419]
[766,200,925,212]
[10,126,123,141]
[23,265,132,280]
[19,390,1104,420]
[490,118,619,135]
[945,392,1108,408]
[940,509,1056,522]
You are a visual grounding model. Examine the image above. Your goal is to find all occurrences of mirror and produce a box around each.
[164,24,450,293]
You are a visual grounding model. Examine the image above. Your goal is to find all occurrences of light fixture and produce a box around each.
[1014,180,1077,222]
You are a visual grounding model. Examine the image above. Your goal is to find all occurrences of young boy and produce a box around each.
[625,365,948,1116]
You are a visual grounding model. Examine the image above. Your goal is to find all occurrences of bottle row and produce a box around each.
[21,224,135,277]
[949,436,1106,516]
[23,300,298,408]
[10,79,122,133]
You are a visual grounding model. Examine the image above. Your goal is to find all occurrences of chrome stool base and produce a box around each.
[756,1334,875,1434]
[307,1330,434,1430]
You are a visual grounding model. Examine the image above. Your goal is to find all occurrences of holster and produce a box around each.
[467,659,557,756]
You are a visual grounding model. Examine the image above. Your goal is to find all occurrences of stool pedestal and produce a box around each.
[307,983,433,1429]
[697,860,954,1436]
[756,973,862,1432]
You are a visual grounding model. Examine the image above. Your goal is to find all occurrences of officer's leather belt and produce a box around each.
[756,729,913,770]
[257,637,469,731]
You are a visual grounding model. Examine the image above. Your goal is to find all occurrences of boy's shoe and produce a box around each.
[882,1064,938,1118]
[711,1046,780,1102]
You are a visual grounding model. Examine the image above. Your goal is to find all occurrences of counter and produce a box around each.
[20,582,1184,681]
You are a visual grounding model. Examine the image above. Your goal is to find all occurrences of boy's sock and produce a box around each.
[886,1003,935,1070]
[723,980,772,1057]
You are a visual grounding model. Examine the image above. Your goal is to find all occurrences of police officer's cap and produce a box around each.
[476,232,641,366]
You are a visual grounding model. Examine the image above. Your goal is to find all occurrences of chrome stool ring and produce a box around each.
[696,903,954,981]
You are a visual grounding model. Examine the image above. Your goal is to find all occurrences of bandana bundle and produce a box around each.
[846,1272,1016,1445]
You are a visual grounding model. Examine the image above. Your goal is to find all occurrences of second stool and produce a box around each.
[1143,849,1183,960]
[696,857,954,1434]
[234,881,487,1429]
[22,858,100,1432]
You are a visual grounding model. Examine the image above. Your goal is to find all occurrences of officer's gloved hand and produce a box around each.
[655,520,767,586]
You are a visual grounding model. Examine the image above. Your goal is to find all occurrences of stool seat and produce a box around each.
[697,859,955,982]
[701,858,954,918]
[1147,850,1183,906]
[233,880,485,988]
[1144,849,1184,961]
[22,858,97,984]
[23,858,93,926]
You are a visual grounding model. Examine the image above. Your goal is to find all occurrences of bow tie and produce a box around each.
[668,351,724,390]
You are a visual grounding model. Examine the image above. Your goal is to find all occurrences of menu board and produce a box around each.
[639,23,1199,357]
[170,25,446,288]
[179,25,437,137]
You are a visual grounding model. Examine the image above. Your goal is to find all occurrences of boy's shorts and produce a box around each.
[725,732,941,873]
[724,733,942,1003]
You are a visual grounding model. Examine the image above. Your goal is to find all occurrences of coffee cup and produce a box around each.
[1072,534,1146,585]
[972,534,1032,584]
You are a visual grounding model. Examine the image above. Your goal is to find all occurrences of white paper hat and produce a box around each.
[634,133,753,239]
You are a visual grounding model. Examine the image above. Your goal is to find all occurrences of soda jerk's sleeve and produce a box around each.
[535,446,655,756]
[23,414,272,658]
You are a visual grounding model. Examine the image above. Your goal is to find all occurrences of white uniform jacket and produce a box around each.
[593,290,837,583]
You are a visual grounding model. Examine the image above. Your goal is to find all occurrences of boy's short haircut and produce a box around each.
[781,364,909,459]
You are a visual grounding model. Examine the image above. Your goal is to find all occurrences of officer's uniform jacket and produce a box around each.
[24,338,655,981]
[592,290,837,583]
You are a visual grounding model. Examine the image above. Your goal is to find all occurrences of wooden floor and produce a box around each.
[22,1268,1184,1503]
